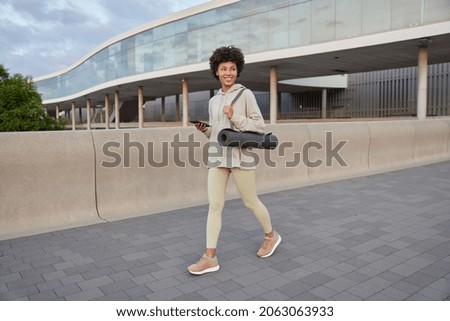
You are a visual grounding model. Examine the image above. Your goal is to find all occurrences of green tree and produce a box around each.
[0,64,67,131]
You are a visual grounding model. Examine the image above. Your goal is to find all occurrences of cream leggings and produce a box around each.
[206,167,273,248]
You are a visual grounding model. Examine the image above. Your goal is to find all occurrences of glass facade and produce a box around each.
[36,0,450,101]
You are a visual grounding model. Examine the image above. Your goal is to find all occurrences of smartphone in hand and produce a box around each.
[189,120,210,127]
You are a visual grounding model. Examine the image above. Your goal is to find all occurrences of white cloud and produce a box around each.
[0,0,210,77]
[0,3,30,27]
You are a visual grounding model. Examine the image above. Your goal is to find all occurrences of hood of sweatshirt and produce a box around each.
[217,83,245,96]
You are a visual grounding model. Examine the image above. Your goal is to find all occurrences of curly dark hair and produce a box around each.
[209,46,245,80]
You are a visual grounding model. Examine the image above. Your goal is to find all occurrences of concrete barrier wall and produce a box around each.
[252,124,311,194]
[0,131,102,240]
[92,128,210,221]
[368,121,416,172]
[1,118,449,240]
[306,122,371,183]
[413,119,450,164]
[447,120,450,156]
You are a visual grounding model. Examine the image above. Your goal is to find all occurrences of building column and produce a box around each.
[55,104,60,120]
[86,98,91,130]
[161,96,166,122]
[104,94,110,130]
[175,94,180,122]
[71,102,76,131]
[138,86,144,128]
[79,107,82,125]
[182,78,189,127]
[115,90,120,129]
[417,45,428,120]
[97,105,102,124]
[270,66,278,124]
[321,88,327,119]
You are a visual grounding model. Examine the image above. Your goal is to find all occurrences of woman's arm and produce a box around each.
[202,100,213,138]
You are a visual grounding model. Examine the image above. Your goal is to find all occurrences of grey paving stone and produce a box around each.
[366,292,397,301]
[374,271,403,286]
[390,263,422,277]
[404,256,434,269]
[242,283,272,297]
[94,256,127,269]
[99,278,137,295]
[329,291,362,301]
[125,284,153,300]
[378,286,411,300]
[310,285,339,300]
[59,274,84,286]
[36,279,63,292]
[132,274,157,285]
[417,287,449,300]
[96,291,131,301]
[29,289,58,301]
[231,273,265,288]
[222,289,253,300]
[65,288,105,301]
[300,272,334,287]
[372,245,398,256]
[145,287,184,300]
[63,263,96,276]
[402,271,437,288]
[9,262,33,273]
[321,267,347,278]
[54,284,82,298]
[6,275,45,291]
[334,262,358,273]
[0,272,22,284]
[429,277,450,292]
[77,275,114,291]
[405,293,435,301]
[232,263,260,275]
[128,263,161,277]
[323,277,358,293]
[346,281,384,299]
[151,267,183,280]
[259,275,292,291]
[216,280,243,294]
[211,269,239,282]
[198,286,225,299]
[122,251,150,262]
[109,270,134,282]
[259,289,290,301]
[176,280,203,295]
[81,267,115,280]
[147,277,181,292]
[290,292,324,301]
[173,292,207,301]
[419,262,449,279]
[0,285,39,300]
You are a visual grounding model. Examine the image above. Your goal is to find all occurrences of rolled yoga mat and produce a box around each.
[217,128,278,149]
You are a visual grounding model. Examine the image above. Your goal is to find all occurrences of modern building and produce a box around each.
[34,0,450,129]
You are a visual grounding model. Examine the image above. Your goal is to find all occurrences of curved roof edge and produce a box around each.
[34,0,239,82]
[40,21,450,105]
[246,21,450,64]
[40,61,207,105]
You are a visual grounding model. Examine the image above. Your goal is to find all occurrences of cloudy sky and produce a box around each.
[0,0,210,78]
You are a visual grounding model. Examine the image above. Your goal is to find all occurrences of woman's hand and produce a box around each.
[223,105,233,119]
[195,122,208,132]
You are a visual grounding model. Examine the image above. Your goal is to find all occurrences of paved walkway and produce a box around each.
[1,161,450,301]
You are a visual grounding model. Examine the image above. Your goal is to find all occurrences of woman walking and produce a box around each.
[188,46,281,275]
